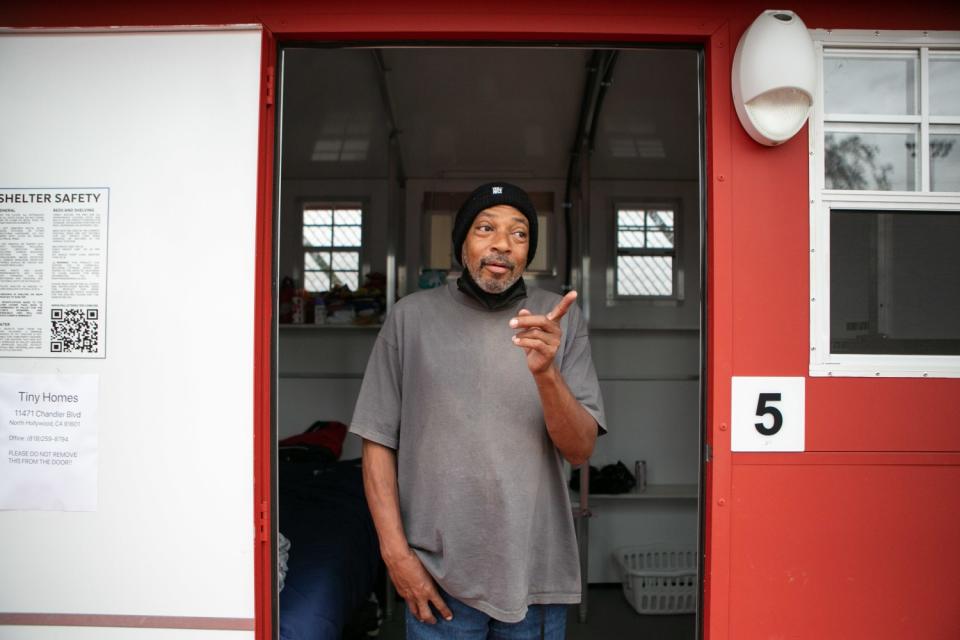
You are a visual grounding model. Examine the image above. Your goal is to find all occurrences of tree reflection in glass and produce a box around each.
[825,134,893,190]
[825,132,922,191]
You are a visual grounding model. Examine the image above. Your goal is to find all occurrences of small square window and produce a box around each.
[302,202,363,293]
[614,205,678,298]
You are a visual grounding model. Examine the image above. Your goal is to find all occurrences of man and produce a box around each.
[350,182,606,639]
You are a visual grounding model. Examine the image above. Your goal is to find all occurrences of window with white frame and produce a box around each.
[614,204,679,298]
[810,30,960,377]
[302,202,363,292]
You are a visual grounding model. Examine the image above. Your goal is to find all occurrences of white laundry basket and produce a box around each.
[613,545,698,614]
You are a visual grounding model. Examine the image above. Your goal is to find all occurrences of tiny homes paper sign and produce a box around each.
[0,373,98,511]
[731,376,805,452]
[0,188,108,358]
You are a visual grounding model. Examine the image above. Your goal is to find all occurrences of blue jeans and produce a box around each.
[404,587,568,639]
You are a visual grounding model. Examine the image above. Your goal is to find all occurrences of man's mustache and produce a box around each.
[481,256,516,269]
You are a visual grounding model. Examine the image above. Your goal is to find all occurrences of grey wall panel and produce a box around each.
[591,380,700,485]
[278,328,378,376]
[589,331,699,379]
[586,502,699,583]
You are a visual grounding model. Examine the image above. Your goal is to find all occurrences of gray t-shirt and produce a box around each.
[349,280,606,622]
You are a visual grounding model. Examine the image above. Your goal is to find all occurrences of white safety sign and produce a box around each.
[0,188,109,358]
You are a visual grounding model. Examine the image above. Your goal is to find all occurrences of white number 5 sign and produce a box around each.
[731,377,805,452]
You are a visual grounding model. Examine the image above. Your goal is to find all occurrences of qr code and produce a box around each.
[50,308,99,353]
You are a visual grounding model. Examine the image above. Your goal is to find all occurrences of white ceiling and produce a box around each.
[280,46,700,181]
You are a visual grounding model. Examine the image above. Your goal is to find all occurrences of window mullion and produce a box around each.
[619,248,673,257]
[920,47,931,192]
[823,114,921,124]
[823,122,918,135]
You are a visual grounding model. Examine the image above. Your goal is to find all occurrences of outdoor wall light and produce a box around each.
[732,10,816,146]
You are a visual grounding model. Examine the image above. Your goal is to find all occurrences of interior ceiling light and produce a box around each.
[732,10,816,146]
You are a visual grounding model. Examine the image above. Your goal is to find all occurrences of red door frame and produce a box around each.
[252,16,735,640]
[254,26,278,640]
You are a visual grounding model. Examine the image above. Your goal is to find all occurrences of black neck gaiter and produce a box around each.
[457,269,527,311]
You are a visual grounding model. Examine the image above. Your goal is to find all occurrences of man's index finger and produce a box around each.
[547,290,578,322]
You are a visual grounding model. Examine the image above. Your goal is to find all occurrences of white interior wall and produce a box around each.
[587,179,702,329]
[278,327,376,459]
[0,29,261,636]
[590,342,700,483]
[579,179,701,581]
[276,178,389,460]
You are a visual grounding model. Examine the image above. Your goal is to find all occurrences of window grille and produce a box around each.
[302,203,363,292]
[614,205,678,298]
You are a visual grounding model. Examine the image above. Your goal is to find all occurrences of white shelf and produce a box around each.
[571,483,698,501]
[279,323,381,330]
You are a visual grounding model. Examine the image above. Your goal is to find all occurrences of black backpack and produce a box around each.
[569,460,636,494]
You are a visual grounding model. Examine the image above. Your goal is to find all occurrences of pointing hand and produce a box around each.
[509,291,578,376]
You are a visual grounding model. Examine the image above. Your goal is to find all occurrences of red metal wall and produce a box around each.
[714,5,960,638]
[720,7,960,639]
[6,2,960,639]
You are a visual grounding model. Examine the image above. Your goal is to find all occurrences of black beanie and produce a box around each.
[452,182,538,267]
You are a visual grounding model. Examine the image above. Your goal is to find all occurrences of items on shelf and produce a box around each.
[292,293,306,324]
[279,272,387,326]
[569,460,638,494]
[279,276,296,324]
[418,268,448,289]
[634,459,647,493]
[279,420,349,462]
[313,297,326,325]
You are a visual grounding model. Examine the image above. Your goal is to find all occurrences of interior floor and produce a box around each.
[373,585,696,639]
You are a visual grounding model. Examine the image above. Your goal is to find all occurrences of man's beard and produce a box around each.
[464,252,523,294]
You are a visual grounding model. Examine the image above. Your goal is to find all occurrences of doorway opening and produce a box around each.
[272,43,706,640]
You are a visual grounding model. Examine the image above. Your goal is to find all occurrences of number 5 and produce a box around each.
[755,393,783,436]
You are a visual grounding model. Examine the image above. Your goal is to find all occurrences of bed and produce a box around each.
[278,428,382,640]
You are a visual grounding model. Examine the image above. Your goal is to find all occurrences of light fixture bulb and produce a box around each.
[732,10,817,146]
[745,88,813,141]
